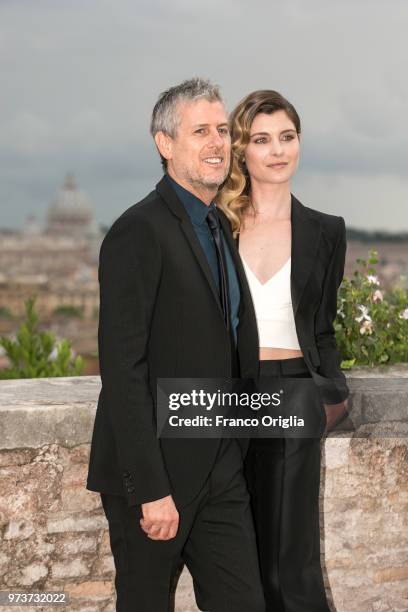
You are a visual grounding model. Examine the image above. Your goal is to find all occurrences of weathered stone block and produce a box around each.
[99,530,111,555]
[59,534,98,556]
[18,562,48,586]
[4,520,35,540]
[324,438,351,468]
[47,512,107,533]
[60,486,101,512]
[66,579,113,598]
[374,566,408,583]
[51,558,89,579]
[93,555,115,575]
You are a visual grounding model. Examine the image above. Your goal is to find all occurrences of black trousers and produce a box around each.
[101,438,265,612]
[245,357,330,612]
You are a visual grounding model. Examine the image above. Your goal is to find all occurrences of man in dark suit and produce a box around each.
[86,78,265,612]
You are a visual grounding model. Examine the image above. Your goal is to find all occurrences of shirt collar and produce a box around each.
[165,174,215,226]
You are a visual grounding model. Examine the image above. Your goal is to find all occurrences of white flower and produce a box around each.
[360,320,373,335]
[399,308,408,320]
[355,305,372,323]
[373,289,383,302]
[366,275,379,285]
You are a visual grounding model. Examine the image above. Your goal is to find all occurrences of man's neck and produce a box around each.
[166,170,216,206]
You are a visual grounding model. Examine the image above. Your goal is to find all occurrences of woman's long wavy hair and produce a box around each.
[217,90,301,237]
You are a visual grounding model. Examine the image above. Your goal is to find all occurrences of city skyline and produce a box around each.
[2,172,407,236]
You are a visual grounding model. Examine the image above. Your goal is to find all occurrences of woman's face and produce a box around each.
[243,110,300,186]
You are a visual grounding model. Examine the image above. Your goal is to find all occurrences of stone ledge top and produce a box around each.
[0,369,407,450]
[348,363,408,378]
[0,367,407,410]
[0,376,100,408]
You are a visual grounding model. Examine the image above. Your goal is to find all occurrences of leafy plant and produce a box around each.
[335,250,408,368]
[0,297,84,379]
[0,306,13,319]
[53,305,83,318]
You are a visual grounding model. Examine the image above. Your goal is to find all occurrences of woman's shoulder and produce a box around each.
[292,194,345,240]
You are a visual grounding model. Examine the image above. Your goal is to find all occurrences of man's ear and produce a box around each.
[154,131,173,163]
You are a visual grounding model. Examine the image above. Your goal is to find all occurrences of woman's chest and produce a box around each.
[239,219,292,285]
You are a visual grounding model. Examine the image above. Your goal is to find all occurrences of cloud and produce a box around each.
[293,170,408,232]
[0,0,407,230]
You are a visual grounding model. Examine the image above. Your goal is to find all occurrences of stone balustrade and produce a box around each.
[0,367,407,611]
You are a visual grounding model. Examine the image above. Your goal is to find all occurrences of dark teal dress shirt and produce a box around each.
[165,174,240,344]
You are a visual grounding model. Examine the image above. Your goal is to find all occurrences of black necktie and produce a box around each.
[206,207,231,331]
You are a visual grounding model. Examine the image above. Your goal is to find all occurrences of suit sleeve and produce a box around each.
[98,214,171,505]
[314,216,350,404]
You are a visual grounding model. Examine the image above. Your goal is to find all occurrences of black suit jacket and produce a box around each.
[86,176,259,508]
[288,194,349,405]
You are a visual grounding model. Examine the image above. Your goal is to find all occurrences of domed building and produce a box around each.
[0,173,103,323]
[46,174,94,238]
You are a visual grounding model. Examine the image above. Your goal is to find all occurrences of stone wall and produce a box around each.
[0,369,407,612]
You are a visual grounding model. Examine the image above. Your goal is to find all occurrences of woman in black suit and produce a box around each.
[218,90,349,612]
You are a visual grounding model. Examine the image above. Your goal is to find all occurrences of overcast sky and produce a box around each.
[1,0,407,231]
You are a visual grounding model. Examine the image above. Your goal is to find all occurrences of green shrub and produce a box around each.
[0,297,84,379]
[336,250,408,368]
[53,305,83,318]
[0,306,13,319]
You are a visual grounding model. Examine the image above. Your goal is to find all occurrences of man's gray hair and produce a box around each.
[150,77,223,139]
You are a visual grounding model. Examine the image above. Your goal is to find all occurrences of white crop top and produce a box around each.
[242,257,301,350]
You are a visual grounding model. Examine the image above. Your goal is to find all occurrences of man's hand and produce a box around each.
[324,399,349,434]
[140,495,179,541]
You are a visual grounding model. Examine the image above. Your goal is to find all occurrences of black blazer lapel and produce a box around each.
[291,194,321,315]
[155,177,224,320]
[219,210,259,376]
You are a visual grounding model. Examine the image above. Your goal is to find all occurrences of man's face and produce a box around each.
[160,99,231,192]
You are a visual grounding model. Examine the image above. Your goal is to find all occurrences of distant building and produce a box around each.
[0,174,103,320]
[46,174,94,239]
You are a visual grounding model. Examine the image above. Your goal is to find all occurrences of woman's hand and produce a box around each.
[323,398,349,434]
